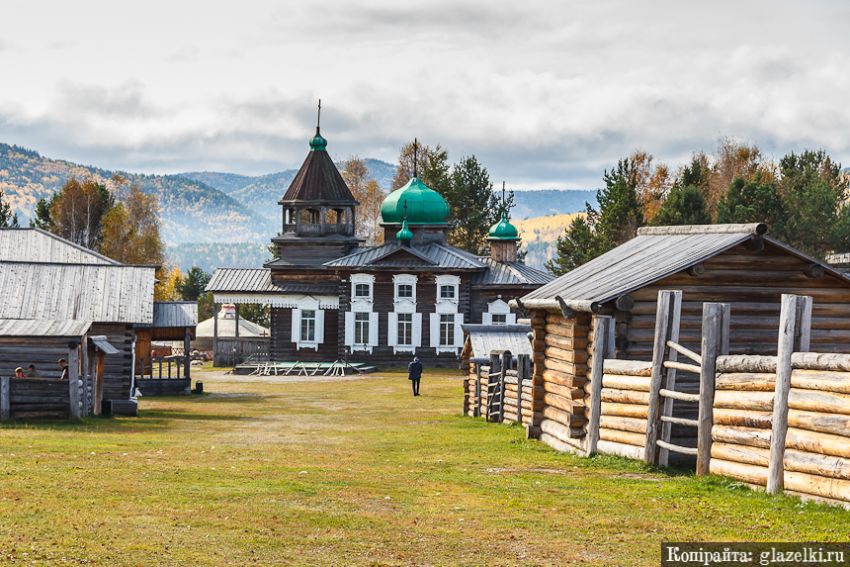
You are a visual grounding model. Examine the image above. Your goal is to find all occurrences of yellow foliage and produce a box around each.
[513,213,583,242]
[154,266,183,301]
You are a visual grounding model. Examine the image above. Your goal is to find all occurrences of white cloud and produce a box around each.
[0,0,849,187]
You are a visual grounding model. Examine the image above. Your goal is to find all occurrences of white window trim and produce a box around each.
[482,298,516,325]
[435,274,460,306]
[393,274,417,309]
[351,273,375,305]
[388,311,421,354]
[290,297,324,351]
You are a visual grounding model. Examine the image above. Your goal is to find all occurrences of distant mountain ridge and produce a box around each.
[0,141,595,270]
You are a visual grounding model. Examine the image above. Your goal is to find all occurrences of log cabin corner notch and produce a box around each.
[513,223,850,454]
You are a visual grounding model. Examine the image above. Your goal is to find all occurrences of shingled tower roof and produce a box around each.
[279,126,358,206]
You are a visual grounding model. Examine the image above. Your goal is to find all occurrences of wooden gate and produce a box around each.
[644,290,730,472]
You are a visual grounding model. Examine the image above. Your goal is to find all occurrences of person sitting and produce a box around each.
[26,364,37,378]
[58,358,69,380]
[14,367,25,379]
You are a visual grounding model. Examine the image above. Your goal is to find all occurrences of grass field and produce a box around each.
[0,369,846,566]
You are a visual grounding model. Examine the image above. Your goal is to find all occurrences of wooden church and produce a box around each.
[207,120,552,367]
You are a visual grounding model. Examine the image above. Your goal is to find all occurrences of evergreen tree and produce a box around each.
[774,150,848,257]
[30,197,52,230]
[650,185,710,226]
[445,155,497,253]
[545,215,597,275]
[547,157,644,274]
[0,190,18,228]
[717,173,784,232]
[179,267,212,301]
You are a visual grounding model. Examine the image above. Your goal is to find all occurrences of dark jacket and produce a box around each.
[408,360,423,380]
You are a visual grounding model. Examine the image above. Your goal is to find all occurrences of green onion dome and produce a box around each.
[380,177,450,225]
[395,219,414,243]
[309,128,327,151]
[487,212,520,241]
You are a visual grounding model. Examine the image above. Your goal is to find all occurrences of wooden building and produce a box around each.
[207,124,552,368]
[516,223,850,453]
[0,228,163,414]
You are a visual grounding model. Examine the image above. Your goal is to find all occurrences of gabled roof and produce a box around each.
[0,319,92,338]
[521,223,850,312]
[280,149,357,205]
[0,262,155,324]
[0,228,118,265]
[324,242,487,270]
[206,268,338,295]
[461,324,532,358]
[472,258,554,286]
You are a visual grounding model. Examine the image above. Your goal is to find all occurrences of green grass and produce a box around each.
[0,370,846,566]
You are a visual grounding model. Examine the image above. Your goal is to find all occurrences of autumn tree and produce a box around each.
[342,157,384,245]
[0,190,18,228]
[49,177,113,248]
[651,156,711,226]
[101,185,164,265]
[706,139,771,219]
[154,266,183,301]
[629,151,671,223]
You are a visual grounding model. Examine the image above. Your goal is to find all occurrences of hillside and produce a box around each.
[0,143,259,243]
[515,212,582,269]
[0,141,592,271]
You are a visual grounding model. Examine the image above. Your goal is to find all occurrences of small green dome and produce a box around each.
[309,128,327,151]
[488,212,520,241]
[381,177,450,225]
[396,219,413,243]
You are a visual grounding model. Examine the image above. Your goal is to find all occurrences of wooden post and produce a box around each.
[767,294,807,494]
[0,376,9,421]
[475,365,482,417]
[500,351,511,423]
[68,342,81,420]
[644,290,681,464]
[658,291,683,467]
[696,303,727,475]
[586,315,613,456]
[234,304,241,339]
[213,302,220,367]
[517,354,530,424]
[94,351,105,416]
[184,327,192,381]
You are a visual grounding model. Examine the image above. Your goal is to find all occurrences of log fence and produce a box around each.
[463,289,850,508]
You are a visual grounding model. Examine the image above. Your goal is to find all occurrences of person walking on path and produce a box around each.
[408,356,423,396]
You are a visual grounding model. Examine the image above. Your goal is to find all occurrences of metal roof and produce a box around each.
[151,302,198,328]
[462,324,532,357]
[206,268,338,295]
[324,242,487,270]
[521,224,769,312]
[0,228,118,265]
[90,335,119,354]
[0,319,92,337]
[0,262,155,323]
[472,258,553,286]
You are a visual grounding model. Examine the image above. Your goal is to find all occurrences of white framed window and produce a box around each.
[354,312,370,345]
[439,285,455,299]
[397,313,413,346]
[482,298,516,325]
[398,284,413,298]
[439,314,455,346]
[354,284,370,298]
[351,274,375,302]
[435,275,460,305]
[301,309,316,341]
[290,298,325,351]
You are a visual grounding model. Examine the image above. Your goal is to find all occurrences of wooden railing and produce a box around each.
[281,223,354,237]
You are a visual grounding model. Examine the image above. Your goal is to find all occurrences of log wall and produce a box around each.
[710,353,850,507]
[620,242,850,359]
[6,378,71,419]
[595,359,652,460]
[531,311,590,453]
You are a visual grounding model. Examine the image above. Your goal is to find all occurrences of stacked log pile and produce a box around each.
[708,355,776,487]
[463,362,492,418]
[533,312,590,453]
[596,359,652,460]
[709,353,850,506]
[502,372,535,425]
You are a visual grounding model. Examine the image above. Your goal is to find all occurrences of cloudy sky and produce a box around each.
[1,0,849,188]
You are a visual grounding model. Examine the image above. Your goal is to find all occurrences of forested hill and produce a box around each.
[0,143,259,243]
[0,142,594,269]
